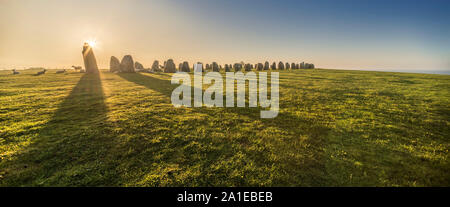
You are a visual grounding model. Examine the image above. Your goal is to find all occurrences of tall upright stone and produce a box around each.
[278,61,285,70]
[110,56,120,72]
[234,63,242,71]
[244,63,252,71]
[212,62,219,72]
[181,61,190,72]
[194,62,204,72]
[271,62,277,70]
[151,60,160,71]
[264,61,270,70]
[291,63,296,69]
[82,43,99,73]
[285,62,290,70]
[257,63,264,71]
[135,61,144,70]
[164,59,177,73]
[120,55,135,72]
[224,64,231,72]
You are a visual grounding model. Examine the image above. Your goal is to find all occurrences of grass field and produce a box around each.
[0,69,448,186]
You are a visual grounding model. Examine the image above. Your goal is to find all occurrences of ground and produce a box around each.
[0,69,448,186]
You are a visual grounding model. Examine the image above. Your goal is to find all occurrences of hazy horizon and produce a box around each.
[1,0,449,72]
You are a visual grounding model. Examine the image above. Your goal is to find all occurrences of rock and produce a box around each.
[194,62,204,72]
[82,43,99,73]
[135,61,144,70]
[291,63,296,69]
[300,62,305,69]
[244,63,252,71]
[179,63,183,71]
[120,55,135,72]
[151,60,162,72]
[181,61,190,72]
[285,62,290,70]
[278,61,285,70]
[234,63,242,71]
[257,63,264,71]
[304,63,315,69]
[264,61,270,70]
[212,62,219,72]
[206,64,211,70]
[271,62,277,70]
[151,60,160,71]
[164,59,177,73]
[110,56,120,72]
[225,64,231,72]
[296,63,299,69]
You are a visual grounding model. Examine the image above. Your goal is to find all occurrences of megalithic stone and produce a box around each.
[271,62,277,70]
[135,61,144,70]
[278,61,284,70]
[212,62,219,72]
[82,43,99,73]
[110,56,120,72]
[182,61,190,72]
[264,61,270,70]
[120,55,135,72]
[151,60,160,71]
[164,59,177,73]
[224,64,230,72]
[257,63,264,71]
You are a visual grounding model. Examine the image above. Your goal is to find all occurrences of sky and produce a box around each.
[0,0,449,72]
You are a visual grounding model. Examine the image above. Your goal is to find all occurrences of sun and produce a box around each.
[86,39,97,48]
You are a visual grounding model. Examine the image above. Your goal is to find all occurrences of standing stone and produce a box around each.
[285,62,290,70]
[291,63,296,69]
[244,63,252,71]
[110,56,120,72]
[234,63,242,71]
[300,62,305,69]
[278,61,285,70]
[224,64,230,72]
[296,63,300,69]
[179,63,183,71]
[181,61,190,72]
[82,43,99,73]
[212,62,219,72]
[264,61,270,70]
[164,59,177,73]
[271,62,277,70]
[194,62,204,72]
[151,60,160,71]
[120,55,135,72]
[257,63,264,71]
[135,61,144,70]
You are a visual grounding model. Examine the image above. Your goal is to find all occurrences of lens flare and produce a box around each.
[86,39,97,48]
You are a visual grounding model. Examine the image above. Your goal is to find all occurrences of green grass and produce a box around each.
[0,68,448,186]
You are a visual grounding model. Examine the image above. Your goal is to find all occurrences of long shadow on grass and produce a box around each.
[0,73,116,186]
[117,72,330,186]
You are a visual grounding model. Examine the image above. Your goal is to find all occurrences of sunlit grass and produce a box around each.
[0,69,448,186]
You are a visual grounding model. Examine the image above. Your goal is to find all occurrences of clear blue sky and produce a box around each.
[1,0,449,71]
